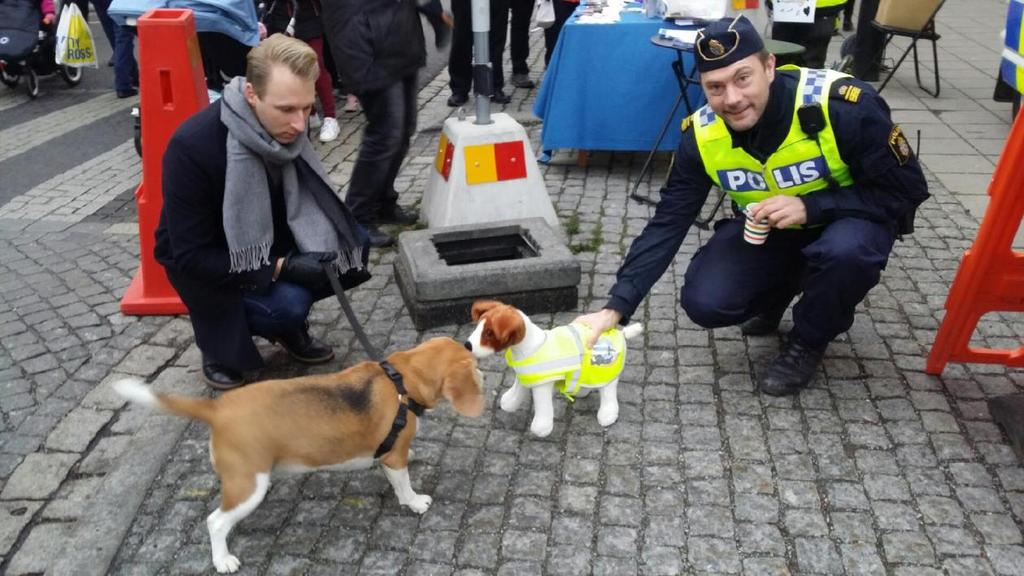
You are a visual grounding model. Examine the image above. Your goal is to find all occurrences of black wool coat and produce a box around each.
[154,101,297,372]
[321,0,426,95]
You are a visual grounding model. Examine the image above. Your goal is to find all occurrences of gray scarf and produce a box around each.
[220,77,362,274]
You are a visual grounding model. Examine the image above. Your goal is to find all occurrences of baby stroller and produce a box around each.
[0,0,83,98]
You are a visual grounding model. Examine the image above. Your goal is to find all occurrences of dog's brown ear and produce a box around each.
[443,358,484,417]
[470,300,502,322]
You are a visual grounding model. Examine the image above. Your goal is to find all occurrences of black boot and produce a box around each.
[759,336,826,396]
[376,203,419,226]
[202,356,245,390]
[740,305,788,336]
[364,224,395,248]
[276,329,335,364]
[990,394,1024,464]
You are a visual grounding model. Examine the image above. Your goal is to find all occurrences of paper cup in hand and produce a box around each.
[743,203,770,245]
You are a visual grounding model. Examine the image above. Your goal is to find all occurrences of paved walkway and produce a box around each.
[3,1,1024,574]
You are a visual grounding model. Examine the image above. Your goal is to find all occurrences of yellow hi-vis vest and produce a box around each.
[504,324,627,399]
[1002,0,1024,93]
[816,0,846,8]
[691,66,855,218]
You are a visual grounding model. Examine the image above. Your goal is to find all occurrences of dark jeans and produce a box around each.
[449,0,509,96]
[88,0,117,51]
[346,73,418,223]
[509,0,534,75]
[113,25,137,93]
[843,0,856,22]
[852,0,884,79]
[680,217,895,348]
[771,6,843,69]
[197,32,250,91]
[543,0,577,66]
[242,281,331,341]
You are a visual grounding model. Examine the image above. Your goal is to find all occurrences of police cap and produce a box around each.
[695,15,765,73]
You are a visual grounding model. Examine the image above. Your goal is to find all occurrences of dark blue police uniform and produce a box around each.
[604,69,929,352]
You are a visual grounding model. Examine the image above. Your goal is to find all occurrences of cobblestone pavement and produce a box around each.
[4,1,1024,574]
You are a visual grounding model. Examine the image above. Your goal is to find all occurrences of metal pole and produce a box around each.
[471,0,492,125]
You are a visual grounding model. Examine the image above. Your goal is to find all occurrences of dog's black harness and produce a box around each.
[322,263,427,459]
[374,360,425,458]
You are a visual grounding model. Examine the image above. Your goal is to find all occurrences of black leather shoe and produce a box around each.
[202,357,245,390]
[490,90,511,104]
[276,329,334,364]
[740,305,788,336]
[116,88,138,99]
[759,336,826,397]
[377,204,419,226]
[447,92,468,107]
[842,19,854,32]
[510,73,535,89]
[364,224,395,248]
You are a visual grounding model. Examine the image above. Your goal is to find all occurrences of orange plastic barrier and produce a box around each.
[120,9,208,315]
[926,111,1024,374]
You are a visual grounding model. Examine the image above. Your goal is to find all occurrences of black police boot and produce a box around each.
[447,92,468,107]
[490,90,512,104]
[989,394,1024,464]
[276,328,335,364]
[740,306,788,336]
[202,356,245,390]
[759,336,826,396]
[364,224,395,248]
[377,204,419,226]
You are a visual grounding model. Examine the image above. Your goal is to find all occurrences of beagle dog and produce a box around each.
[465,300,642,437]
[114,337,484,574]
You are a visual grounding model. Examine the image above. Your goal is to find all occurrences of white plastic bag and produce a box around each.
[55,3,98,67]
[662,0,727,20]
[534,0,555,29]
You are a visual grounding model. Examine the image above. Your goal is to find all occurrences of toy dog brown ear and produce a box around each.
[443,359,484,417]
[471,300,502,322]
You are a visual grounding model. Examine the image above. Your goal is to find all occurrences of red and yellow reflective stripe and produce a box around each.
[434,134,454,181]
[464,141,527,185]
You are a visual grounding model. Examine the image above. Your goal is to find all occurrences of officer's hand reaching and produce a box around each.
[275,251,336,287]
[750,196,807,228]
[572,308,623,348]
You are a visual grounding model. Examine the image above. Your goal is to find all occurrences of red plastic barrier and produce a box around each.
[120,9,208,315]
[926,111,1024,374]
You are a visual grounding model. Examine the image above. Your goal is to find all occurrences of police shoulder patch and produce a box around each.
[888,125,913,165]
[681,115,693,132]
[830,80,862,104]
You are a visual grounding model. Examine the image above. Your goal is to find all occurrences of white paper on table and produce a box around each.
[658,28,699,44]
[773,0,815,23]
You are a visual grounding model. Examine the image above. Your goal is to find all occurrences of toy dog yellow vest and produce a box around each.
[691,66,855,217]
[505,324,626,399]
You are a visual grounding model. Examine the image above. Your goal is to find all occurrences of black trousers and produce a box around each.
[543,0,577,66]
[771,6,843,70]
[852,0,884,79]
[345,73,418,223]
[508,0,534,75]
[680,216,895,348]
[449,0,509,96]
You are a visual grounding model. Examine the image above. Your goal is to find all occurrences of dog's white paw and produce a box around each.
[597,405,619,427]
[530,417,553,437]
[405,494,432,514]
[499,388,522,412]
[213,554,241,573]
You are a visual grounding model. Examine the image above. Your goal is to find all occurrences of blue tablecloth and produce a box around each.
[533,8,706,153]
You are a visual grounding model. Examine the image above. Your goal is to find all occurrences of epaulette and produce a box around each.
[830,78,863,104]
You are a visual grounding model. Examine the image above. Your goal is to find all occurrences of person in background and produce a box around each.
[418,0,453,49]
[447,0,511,107]
[39,0,55,25]
[154,35,369,389]
[543,0,578,66]
[842,0,855,31]
[769,0,847,69]
[851,0,884,81]
[323,0,424,248]
[500,0,536,88]
[573,15,928,397]
[261,0,340,142]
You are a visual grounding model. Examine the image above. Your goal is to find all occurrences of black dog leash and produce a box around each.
[323,264,424,458]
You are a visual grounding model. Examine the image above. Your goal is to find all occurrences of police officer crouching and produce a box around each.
[574,15,929,396]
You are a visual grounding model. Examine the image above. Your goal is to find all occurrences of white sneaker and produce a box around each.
[319,117,340,142]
